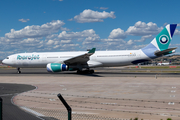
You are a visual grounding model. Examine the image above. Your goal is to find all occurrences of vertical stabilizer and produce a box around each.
[141,24,177,58]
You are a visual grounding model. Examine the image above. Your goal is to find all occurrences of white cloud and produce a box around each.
[82,36,100,46]
[19,19,30,22]
[63,44,79,47]
[132,44,147,50]
[174,29,180,35]
[46,40,54,45]
[74,9,116,23]
[1,20,179,60]
[135,35,153,42]
[53,43,79,50]
[5,20,66,40]
[44,29,100,51]
[84,36,100,42]
[100,7,108,10]
[46,34,58,39]
[108,28,126,39]
[68,18,73,21]
[58,29,99,40]
[60,40,72,44]
[126,21,162,36]
[127,40,134,45]
[19,38,43,48]
[99,38,129,50]
[57,29,100,49]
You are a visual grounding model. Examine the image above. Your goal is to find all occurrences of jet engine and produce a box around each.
[47,63,69,72]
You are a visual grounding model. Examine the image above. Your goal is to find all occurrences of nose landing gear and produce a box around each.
[17,68,21,74]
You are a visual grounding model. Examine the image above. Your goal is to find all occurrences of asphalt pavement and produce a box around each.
[0,67,180,77]
[0,83,41,120]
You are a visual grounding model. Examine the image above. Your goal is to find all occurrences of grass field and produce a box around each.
[132,65,180,69]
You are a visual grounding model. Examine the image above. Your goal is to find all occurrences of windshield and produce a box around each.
[6,57,9,59]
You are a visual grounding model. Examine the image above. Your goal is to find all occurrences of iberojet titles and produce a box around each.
[17,54,40,60]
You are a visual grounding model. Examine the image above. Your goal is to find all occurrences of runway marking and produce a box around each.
[101,103,117,105]
[170,95,175,97]
[72,111,98,115]
[21,106,44,117]
[168,102,175,105]
[160,113,170,116]
[49,99,56,101]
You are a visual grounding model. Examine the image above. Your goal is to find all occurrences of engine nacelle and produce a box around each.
[47,63,68,72]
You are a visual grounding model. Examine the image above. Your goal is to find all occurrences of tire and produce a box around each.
[89,70,94,74]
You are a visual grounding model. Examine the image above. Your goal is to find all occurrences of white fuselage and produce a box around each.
[2,49,150,69]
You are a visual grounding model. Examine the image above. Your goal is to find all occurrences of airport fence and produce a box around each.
[1,88,180,120]
[0,97,2,120]
[27,107,130,120]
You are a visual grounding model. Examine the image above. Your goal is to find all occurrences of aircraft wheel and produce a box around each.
[17,68,21,74]
[89,70,94,74]
[77,70,82,74]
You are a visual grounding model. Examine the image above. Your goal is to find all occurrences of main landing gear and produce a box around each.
[77,69,94,74]
[17,67,21,74]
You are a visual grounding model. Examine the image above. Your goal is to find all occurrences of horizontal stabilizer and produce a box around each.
[154,47,177,56]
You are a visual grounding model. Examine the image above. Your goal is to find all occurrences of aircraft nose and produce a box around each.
[2,59,7,65]
[2,59,5,64]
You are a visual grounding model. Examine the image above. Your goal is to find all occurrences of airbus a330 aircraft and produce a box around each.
[2,24,177,74]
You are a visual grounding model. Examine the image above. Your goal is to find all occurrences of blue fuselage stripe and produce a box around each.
[141,43,158,58]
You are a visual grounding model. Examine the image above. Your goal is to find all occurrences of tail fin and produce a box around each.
[153,24,177,51]
[141,24,177,58]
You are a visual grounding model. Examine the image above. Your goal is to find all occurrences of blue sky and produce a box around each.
[0,0,180,59]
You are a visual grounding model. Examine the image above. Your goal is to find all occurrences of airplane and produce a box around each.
[157,61,171,66]
[2,24,177,74]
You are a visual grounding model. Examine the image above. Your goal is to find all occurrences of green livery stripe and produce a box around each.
[51,63,61,72]
[156,27,171,51]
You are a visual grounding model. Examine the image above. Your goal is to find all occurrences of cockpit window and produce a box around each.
[6,57,9,59]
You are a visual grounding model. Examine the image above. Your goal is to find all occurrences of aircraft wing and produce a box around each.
[154,47,177,56]
[64,48,96,65]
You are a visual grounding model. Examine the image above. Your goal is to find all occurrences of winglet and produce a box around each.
[88,48,96,53]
